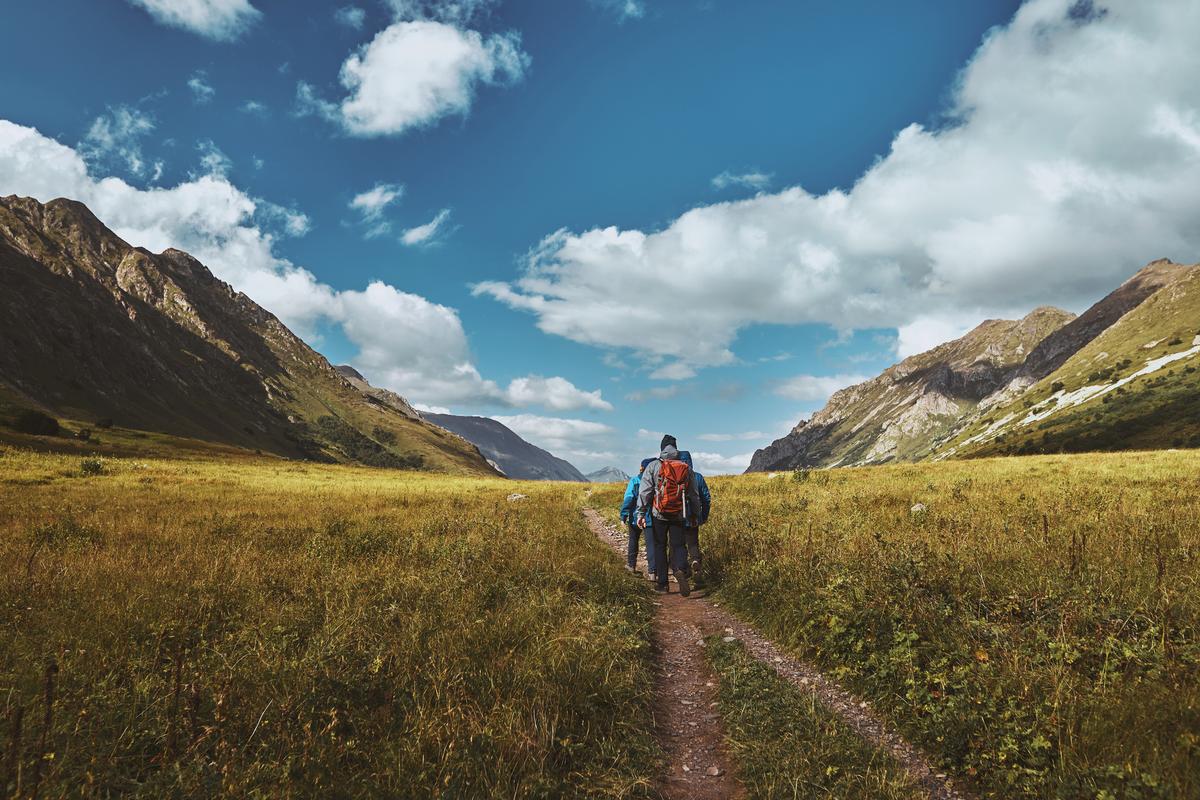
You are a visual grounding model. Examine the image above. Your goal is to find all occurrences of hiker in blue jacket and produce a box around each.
[678,450,711,586]
[620,458,656,575]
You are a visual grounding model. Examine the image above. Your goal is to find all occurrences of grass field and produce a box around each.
[593,449,1200,800]
[0,449,658,798]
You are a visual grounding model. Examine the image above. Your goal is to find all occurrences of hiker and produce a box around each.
[620,458,656,575]
[678,450,711,586]
[637,434,701,596]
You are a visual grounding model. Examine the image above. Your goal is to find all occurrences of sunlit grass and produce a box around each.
[1,449,658,798]
[592,449,1200,799]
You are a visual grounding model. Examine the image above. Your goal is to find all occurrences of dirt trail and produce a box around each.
[583,508,971,800]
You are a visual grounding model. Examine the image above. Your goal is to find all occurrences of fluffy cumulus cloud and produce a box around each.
[0,119,608,411]
[126,0,261,41]
[773,373,869,403]
[689,451,754,476]
[479,0,1200,375]
[298,18,528,137]
[401,208,452,246]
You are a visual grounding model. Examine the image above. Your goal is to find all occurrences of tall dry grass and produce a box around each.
[592,449,1200,799]
[1,450,657,798]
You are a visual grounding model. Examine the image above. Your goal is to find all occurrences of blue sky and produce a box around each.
[3,0,1199,473]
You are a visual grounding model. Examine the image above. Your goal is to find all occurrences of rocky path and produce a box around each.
[583,508,971,800]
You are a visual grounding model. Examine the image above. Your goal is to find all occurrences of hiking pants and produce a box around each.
[627,521,655,573]
[651,517,687,588]
[683,526,702,576]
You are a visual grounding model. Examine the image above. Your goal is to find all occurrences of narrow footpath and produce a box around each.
[583,508,971,800]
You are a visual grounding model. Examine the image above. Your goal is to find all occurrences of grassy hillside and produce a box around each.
[947,266,1200,457]
[592,450,1200,799]
[0,449,657,797]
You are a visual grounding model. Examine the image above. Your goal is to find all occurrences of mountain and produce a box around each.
[334,365,420,419]
[748,306,1075,472]
[942,261,1200,457]
[586,466,630,483]
[0,194,495,474]
[749,259,1200,472]
[422,413,588,481]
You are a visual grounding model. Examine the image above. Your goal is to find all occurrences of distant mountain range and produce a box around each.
[0,195,495,473]
[749,259,1200,471]
[421,412,588,481]
[585,466,630,483]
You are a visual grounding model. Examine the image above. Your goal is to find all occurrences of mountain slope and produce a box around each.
[0,194,495,474]
[941,261,1200,457]
[423,413,587,481]
[748,307,1075,471]
[586,466,630,483]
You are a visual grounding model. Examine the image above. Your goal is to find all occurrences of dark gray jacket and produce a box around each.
[636,445,701,523]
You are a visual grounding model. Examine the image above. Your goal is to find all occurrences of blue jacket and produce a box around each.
[678,451,712,526]
[620,475,640,523]
[621,458,656,523]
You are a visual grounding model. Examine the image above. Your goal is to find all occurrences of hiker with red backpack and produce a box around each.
[636,435,701,596]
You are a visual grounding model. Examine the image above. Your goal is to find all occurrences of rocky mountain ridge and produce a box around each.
[422,412,588,481]
[749,259,1200,471]
[0,194,495,473]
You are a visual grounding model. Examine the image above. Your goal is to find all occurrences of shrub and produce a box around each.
[12,409,60,436]
[80,457,106,476]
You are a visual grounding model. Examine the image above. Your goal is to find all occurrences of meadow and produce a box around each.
[593,449,1200,799]
[0,449,659,798]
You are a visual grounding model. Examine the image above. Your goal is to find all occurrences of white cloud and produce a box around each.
[895,312,981,359]
[0,118,607,411]
[413,403,451,415]
[349,182,404,237]
[239,100,268,117]
[479,1,1200,375]
[711,170,772,191]
[385,0,496,24]
[187,70,215,104]
[649,361,696,380]
[401,208,452,246]
[195,139,232,177]
[773,373,868,403]
[128,0,260,41]
[506,376,612,411]
[79,106,155,178]
[589,0,645,21]
[492,414,617,458]
[626,385,686,402]
[299,19,528,137]
[689,450,754,476]
[334,5,366,29]
[697,431,765,442]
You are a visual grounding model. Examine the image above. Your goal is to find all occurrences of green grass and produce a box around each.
[591,449,1200,800]
[706,636,921,800]
[0,448,658,798]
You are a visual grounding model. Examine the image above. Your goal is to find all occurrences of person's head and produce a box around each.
[660,434,677,451]
[638,457,654,474]
[677,450,693,468]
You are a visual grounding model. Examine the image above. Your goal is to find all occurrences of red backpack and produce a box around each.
[653,459,690,518]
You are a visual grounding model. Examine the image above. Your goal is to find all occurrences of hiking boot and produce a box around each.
[674,570,690,598]
[625,564,641,575]
[654,583,668,593]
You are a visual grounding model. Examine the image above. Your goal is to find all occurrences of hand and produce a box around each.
[637,516,647,530]
[620,513,630,524]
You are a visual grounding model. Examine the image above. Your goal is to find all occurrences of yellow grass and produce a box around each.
[0,449,657,798]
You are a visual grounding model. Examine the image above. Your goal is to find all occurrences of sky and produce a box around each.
[3,0,1200,475]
